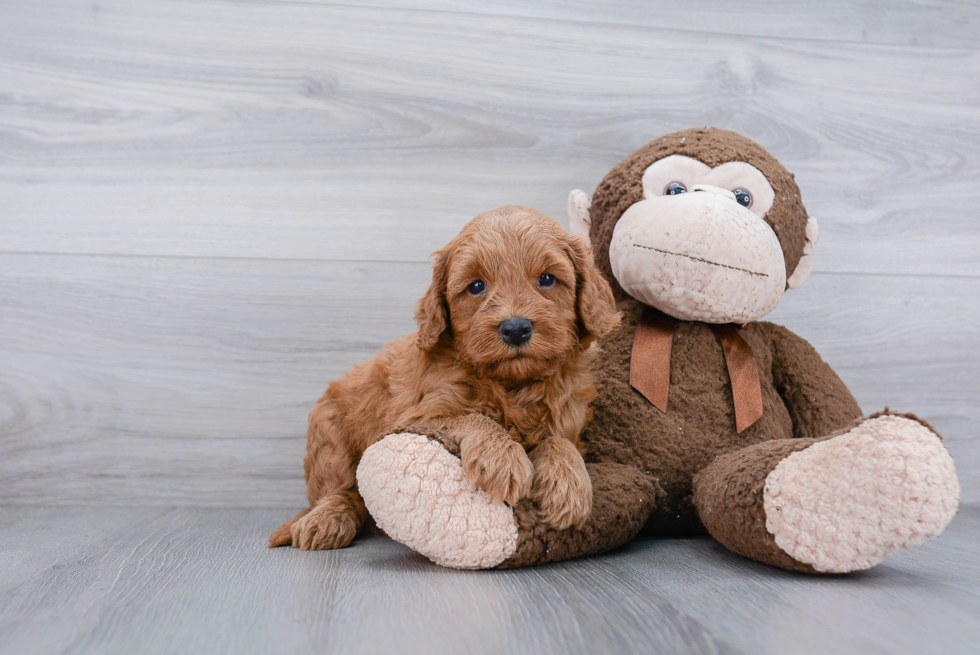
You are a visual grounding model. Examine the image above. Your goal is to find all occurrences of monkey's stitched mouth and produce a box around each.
[632,243,768,278]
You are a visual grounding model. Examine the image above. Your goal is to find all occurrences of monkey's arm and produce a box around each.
[764,322,862,439]
[392,412,535,506]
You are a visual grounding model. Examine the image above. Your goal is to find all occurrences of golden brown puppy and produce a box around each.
[269,205,619,550]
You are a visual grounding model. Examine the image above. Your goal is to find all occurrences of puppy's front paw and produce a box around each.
[461,435,534,505]
[530,438,593,530]
[290,495,360,550]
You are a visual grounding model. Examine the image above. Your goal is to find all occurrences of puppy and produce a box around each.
[269,205,619,550]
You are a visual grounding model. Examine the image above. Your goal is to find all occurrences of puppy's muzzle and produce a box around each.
[498,317,534,347]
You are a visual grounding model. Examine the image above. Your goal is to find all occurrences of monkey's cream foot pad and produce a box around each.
[357,432,518,569]
[764,415,960,573]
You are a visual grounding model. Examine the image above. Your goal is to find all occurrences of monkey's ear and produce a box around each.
[568,189,592,246]
[787,216,819,289]
[415,248,451,351]
[565,233,620,346]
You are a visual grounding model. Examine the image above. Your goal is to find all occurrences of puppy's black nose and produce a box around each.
[498,317,534,346]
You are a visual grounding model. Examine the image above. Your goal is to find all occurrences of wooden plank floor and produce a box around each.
[1,505,977,655]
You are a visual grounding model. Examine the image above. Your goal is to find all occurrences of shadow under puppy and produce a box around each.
[269,205,619,550]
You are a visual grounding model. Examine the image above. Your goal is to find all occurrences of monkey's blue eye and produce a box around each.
[537,273,556,288]
[733,188,753,208]
[467,280,486,295]
[665,182,687,195]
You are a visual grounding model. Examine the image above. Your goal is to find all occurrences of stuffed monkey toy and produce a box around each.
[356,128,960,573]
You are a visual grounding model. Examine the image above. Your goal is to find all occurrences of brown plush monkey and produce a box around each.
[356,128,960,573]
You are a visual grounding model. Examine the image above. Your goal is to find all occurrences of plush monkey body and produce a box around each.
[582,299,860,536]
[357,128,960,573]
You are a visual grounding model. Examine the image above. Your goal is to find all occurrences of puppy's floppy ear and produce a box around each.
[415,248,451,351]
[564,233,620,345]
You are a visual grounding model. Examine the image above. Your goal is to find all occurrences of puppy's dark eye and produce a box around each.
[537,273,556,288]
[665,182,687,195]
[467,280,486,296]
[733,188,753,208]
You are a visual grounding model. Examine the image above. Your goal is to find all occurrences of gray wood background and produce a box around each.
[2,0,978,508]
[1,506,977,655]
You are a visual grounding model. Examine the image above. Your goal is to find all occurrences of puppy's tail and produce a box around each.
[268,508,311,547]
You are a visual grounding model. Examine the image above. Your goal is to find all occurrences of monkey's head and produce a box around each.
[568,128,819,324]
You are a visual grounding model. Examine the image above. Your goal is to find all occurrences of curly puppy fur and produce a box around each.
[269,206,619,549]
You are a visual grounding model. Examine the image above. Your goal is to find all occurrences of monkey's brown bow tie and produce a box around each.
[629,307,764,433]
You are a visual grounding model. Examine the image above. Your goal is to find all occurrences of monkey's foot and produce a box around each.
[356,432,519,569]
[764,414,960,573]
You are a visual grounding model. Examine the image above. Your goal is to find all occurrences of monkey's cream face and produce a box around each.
[608,155,787,324]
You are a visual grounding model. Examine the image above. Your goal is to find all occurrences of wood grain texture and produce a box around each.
[2,0,979,276]
[349,0,980,48]
[1,254,977,505]
[0,255,426,506]
[0,506,977,655]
